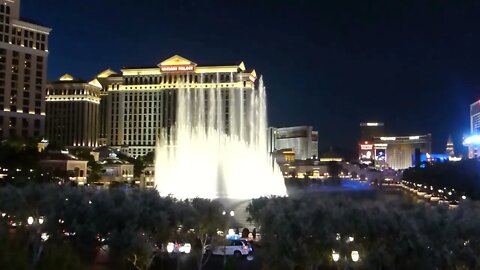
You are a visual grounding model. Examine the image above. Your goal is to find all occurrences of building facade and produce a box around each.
[372,134,432,170]
[45,74,101,147]
[360,122,385,141]
[38,151,88,185]
[0,0,50,140]
[465,101,480,158]
[104,55,258,158]
[270,126,319,160]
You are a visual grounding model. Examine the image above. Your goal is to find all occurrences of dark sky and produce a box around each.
[21,0,480,155]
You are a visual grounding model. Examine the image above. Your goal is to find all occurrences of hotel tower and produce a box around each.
[0,0,50,140]
[103,55,258,158]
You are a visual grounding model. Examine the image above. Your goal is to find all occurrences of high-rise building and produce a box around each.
[470,100,480,134]
[95,69,122,146]
[358,122,384,166]
[465,101,480,158]
[271,126,318,160]
[104,55,258,158]
[446,135,454,157]
[45,74,101,147]
[360,122,385,141]
[373,134,432,170]
[0,0,51,140]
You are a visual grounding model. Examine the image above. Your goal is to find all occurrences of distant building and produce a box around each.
[358,122,385,166]
[97,153,134,185]
[140,165,155,188]
[103,55,258,158]
[465,101,480,158]
[271,126,318,160]
[373,134,432,170]
[45,74,101,147]
[38,151,88,185]
[360,122,385,141]
[0,0,51,140]
[471,100,480,133]
[446,135,454,156]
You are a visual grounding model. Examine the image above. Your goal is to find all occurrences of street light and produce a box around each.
[38,217,44,225]
[332,250,340,262]
[351,250,360,262]
[27,216,34,225]
[230,210,235,217]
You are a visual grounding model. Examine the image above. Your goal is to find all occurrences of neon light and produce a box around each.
[380,137,396,141]
[409,136,420,140]
[160,65,195,72]
[360,144,373,150]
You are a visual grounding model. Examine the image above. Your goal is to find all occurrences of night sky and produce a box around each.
[21,0,480,156]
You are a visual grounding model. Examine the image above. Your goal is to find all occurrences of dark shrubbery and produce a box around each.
[248,193,480,270]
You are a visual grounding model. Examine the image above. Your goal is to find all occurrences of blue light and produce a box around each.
[226,234,240,240]
[464,135,480,146]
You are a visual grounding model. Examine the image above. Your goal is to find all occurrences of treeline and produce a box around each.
[0,183,228,270]
[247,194,480,270]
[403,159,480,200]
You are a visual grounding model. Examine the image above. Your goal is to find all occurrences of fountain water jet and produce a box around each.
[155,77,286,199]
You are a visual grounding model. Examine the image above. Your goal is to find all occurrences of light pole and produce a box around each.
[27,216,48,269]
[331,234,361,269]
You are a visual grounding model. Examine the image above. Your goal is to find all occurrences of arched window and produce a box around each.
[1,5,4,13]
[6,6,10,14]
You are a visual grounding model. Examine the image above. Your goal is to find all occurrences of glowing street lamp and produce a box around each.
[38,217,44,225]
[332,250,340,262]
[27,216,34,225]
[230,210,235,217]
[351,250,360,262]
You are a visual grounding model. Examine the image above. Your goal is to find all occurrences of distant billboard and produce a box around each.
[375,149,386,161]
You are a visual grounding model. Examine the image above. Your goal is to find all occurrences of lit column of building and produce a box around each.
[45,74,101,147]
[0,0,51,140]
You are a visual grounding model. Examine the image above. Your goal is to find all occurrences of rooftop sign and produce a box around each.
[160,65,195,73]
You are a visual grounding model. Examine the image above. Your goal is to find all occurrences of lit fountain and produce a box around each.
[155,77,287,201]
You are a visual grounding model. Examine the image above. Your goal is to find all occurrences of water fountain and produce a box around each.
[155,77,286,200]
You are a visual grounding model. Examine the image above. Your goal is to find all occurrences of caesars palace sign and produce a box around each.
[160,65,196,73]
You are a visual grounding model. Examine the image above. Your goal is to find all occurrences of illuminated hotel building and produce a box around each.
[360,122,384,141]
[104,55,258,158]
[372,134,432,170]
[358,122,385,165]
[470,100,480,133]
[0,0,50,140]
[465,100,480,158]
[45,74,101,147]
[269,126,319,160]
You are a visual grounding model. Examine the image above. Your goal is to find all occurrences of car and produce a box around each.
[205,240,252,257]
